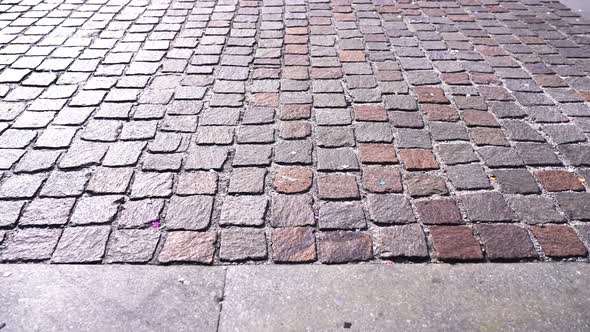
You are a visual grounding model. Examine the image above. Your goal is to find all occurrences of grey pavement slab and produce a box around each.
[1,264,589,331]
[0,265,225,332]
[220,264,590,331]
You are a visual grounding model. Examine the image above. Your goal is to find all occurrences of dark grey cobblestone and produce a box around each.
[0,0,589,265]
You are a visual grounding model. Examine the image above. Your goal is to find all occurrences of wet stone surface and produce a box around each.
[0,0,589,265]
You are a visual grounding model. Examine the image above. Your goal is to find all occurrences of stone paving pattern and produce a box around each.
[0,0,589,264]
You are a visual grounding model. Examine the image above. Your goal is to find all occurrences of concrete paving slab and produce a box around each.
[2,264,589,331]
[0,265,225,332]
[220,264,590,331]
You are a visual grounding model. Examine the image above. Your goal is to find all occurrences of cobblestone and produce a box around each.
[220,228,267,262]
[0,201,24,227]
[378,224,428,260]
[271,194,314,227]
[0,228,61,262]
[20,198,75,226]
[165,196,213,230]
[105,229,160,263]
[318,231,373,263]
[430,226,483,262]
[531,225,588,258]
[158,231,216,264]
[0,0,588,265]
[476,224,537,261]
[272,167,313,194]
[415,199,462,225]
[271,227,316,263]
[52,226,110,263]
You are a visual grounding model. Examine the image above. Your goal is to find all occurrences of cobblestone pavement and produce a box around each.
[0,0,589,265]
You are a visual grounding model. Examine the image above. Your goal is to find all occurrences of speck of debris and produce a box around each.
[343,322,352,329]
